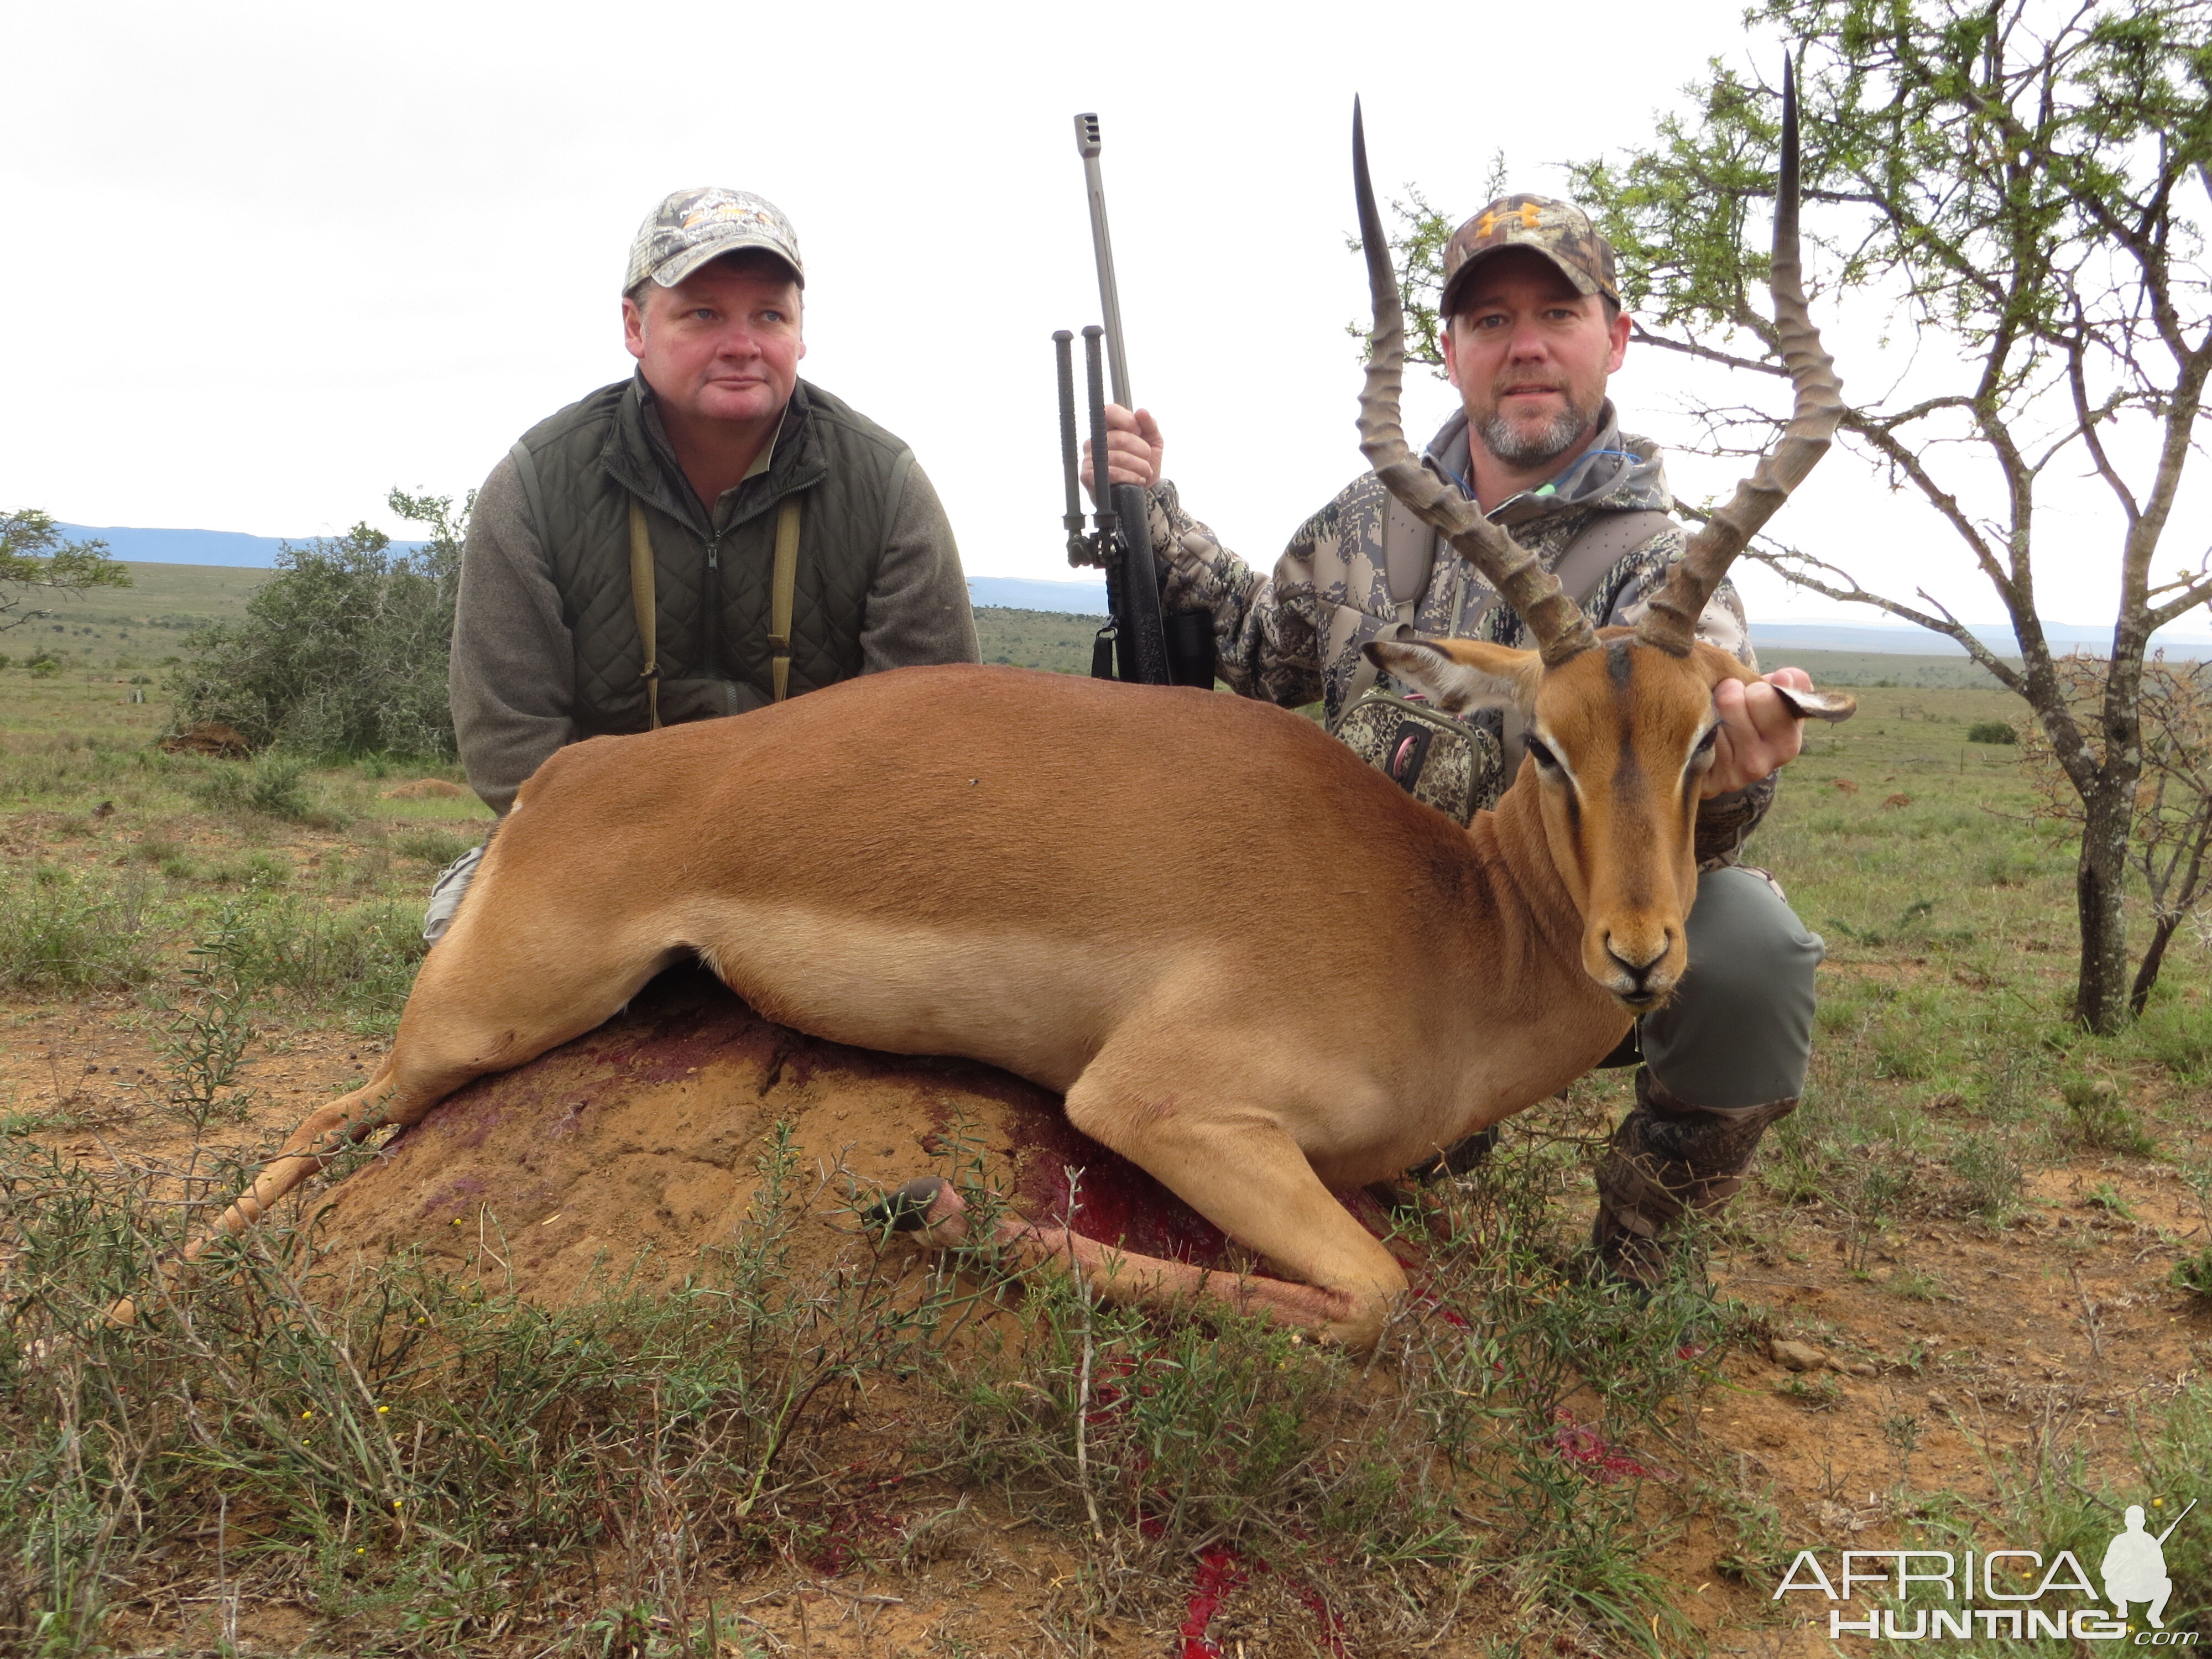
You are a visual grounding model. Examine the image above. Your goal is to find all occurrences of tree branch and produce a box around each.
[1738,540,2028,694]
[1630,324,1788,379]
[1832,410,2016,601]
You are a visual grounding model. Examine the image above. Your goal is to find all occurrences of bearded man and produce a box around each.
[1091,196,1826,1285]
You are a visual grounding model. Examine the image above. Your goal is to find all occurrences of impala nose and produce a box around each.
[1603,933,1673,1003]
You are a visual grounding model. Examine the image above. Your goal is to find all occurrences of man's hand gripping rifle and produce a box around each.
[1052,113,1214,688]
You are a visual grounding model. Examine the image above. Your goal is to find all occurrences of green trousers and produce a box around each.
[1639,865,1824,1112]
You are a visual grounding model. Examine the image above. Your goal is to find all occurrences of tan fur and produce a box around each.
[124,651,1849,1349]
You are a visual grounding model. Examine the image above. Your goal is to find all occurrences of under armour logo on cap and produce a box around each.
[1443,194,1619,314]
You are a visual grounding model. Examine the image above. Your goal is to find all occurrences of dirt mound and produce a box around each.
[307,969,1267,1306]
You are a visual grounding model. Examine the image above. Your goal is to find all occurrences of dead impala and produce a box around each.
[126,74,1848,1349]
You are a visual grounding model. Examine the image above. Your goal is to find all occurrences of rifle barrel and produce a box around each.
[1074,112,1132,408]
[2157,1499,2197,1544]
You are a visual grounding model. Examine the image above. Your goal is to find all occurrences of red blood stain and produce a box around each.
[1296,1585,1350,1657]
[1009,1106,1442,1280]
[1171,1546,1347,1658]
[1549,1408,1662,1483]
[1012,1107,1235,1264]
[1178,1545,1249,1657]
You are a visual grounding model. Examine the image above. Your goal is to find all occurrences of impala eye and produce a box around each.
[1691,726,1719,765]
[1526,735,1561,773]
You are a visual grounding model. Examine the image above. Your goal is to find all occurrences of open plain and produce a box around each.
[3,604,2209,1656]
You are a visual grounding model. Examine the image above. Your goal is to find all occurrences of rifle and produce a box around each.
[1053,113,1214,688]
[2156,1500,2197,1545]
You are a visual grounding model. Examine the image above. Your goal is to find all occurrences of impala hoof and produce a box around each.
[863,1176,969,1244]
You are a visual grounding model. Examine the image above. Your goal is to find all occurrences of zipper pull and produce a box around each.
[706,535,721,571]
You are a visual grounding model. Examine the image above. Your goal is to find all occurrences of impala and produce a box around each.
[126,72,1848,1349]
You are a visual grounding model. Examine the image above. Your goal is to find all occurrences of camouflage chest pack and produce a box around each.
[1334,499,1674,822]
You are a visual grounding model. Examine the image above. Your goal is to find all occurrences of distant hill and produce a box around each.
[961,578,2212,660]
[59,534,2211,658]
[61,524,424,567]
[967,576,1110,614]
[1750,620,2212,659]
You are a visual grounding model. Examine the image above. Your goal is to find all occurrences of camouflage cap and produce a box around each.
[1440,194,1618,315]
[624,187,804,294]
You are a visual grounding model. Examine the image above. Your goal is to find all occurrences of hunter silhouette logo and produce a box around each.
[1774,1500,2198,1644]
[2104,1501,2192,1631]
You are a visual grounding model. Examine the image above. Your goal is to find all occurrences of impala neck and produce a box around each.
[1475,766,1608,988]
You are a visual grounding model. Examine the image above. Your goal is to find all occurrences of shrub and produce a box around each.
[1966,721,2018,744]
[2060,1077,2157,1156]
[206,896,425,1026]
[0,869,160,992]
[2133,995,2212,1078]
[1950,1130,2025,1219]
[396,827,476,868]
[192,754,319,822]
[169,491,467,760]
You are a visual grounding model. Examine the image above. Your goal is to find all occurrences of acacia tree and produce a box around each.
[2020,654,2212,1015]
[0,509,128,633]
[1558,0,2212,1032]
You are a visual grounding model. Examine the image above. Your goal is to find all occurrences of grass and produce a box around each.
[0,686,482,1036]
[0,1088,1747,1656]
[0,1122,981,1655]
[7,648,2212,1651]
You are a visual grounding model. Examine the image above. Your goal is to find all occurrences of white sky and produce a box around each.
[6,0,2205,632]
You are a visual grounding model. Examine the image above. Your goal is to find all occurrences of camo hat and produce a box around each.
[624,187,805,294]
[1440,194,1618,315]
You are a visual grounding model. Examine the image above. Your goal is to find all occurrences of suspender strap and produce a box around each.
[1545,509,1676,618]
[1343,494,1438,707]
[627,497,661,731]
[1380,492,1434,612]
[1343,595,1421,708]
[769,497,801,703]
[625,493,802,724]
[1339,504,1678,716]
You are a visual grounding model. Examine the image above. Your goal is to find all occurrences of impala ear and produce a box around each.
[1708,649,1859,723]
[1365,638,1542,717]
[1772,684,1858,723]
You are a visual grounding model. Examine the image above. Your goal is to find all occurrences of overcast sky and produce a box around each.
[6,0,2205,632]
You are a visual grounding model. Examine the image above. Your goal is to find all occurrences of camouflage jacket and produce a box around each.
[1143,403,1774,866]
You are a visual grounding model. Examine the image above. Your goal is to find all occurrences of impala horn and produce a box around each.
[1634,54,1844,655]
[1353,98,1599,667]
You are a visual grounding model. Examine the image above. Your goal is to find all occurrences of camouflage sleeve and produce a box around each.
[1599,525,1775,867]
[1692,773,1777,870]
[1140,480,1328,709]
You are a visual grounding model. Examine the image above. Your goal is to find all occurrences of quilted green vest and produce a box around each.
[509,375,915,734]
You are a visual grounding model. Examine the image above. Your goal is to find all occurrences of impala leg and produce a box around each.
[107,919,675,1323]
[877,1086,1409,1350]
[1072,1097,1410,1349]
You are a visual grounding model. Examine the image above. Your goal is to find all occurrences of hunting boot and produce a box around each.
[1590,1068,1796,1288]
